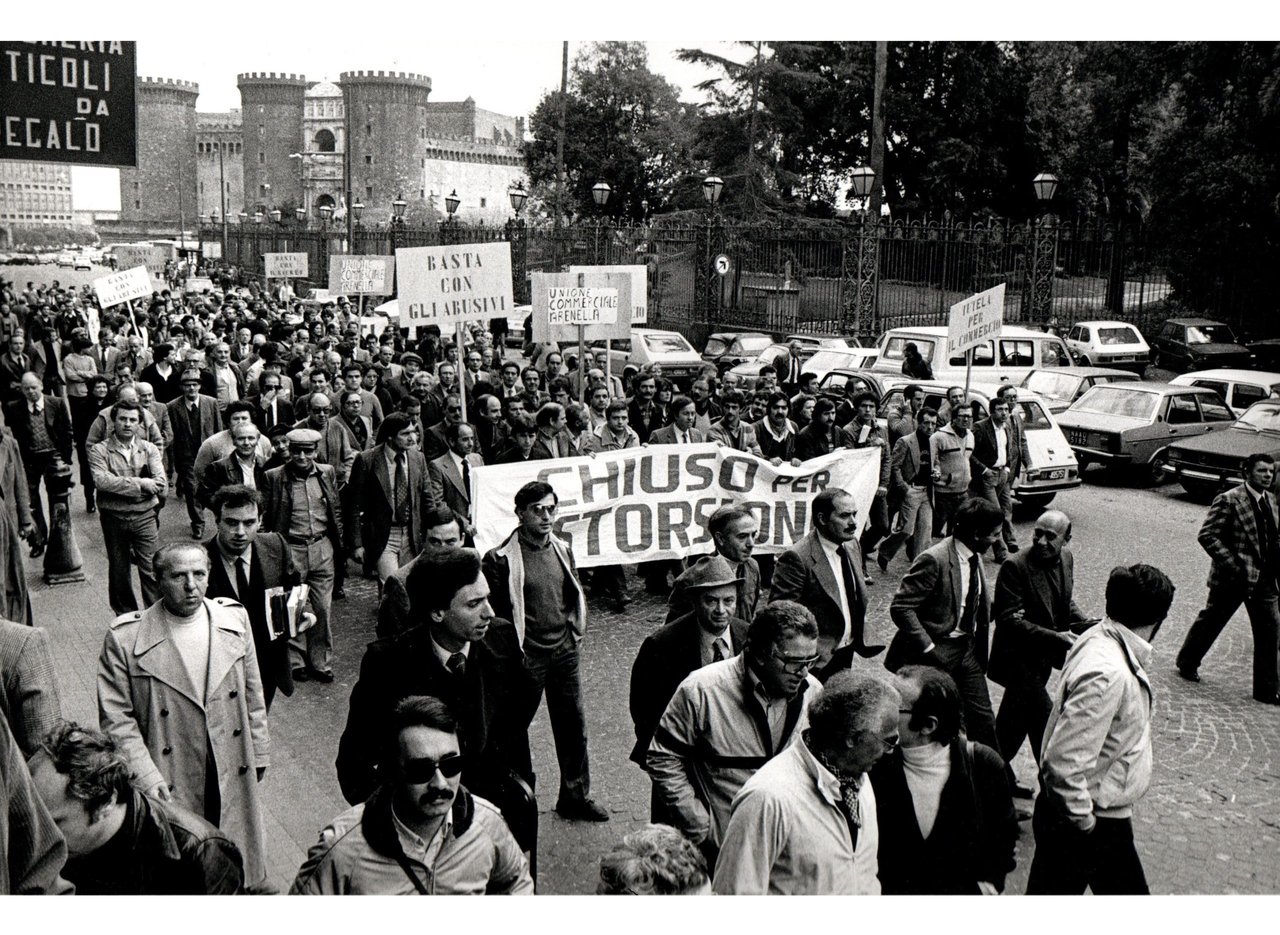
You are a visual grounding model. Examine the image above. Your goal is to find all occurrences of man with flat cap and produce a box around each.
[261,426,344,683]
[630,555,748,823]
[168,368,221,538]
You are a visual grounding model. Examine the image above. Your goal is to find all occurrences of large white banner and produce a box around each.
[472,444,881,568]
[93,265,152,308]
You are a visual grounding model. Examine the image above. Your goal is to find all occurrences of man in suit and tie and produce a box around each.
[429,422,483,540]
[779,339,805,395]
[648,396,706,447]
[666,505,761,624]
[630,556,749,792]
[251,371,295,434]
[770,489,884,677]
[336,546,537,831]
[473,394,510,462]
[204,484,314,710]
[345,413,434,585]
[1177,452,1280,705]
[4,373,73,557]
[337,389,374,452]
[167,368,222,538]
[90,329,120,386]
[887,496,1005,751]
[0,331,31,406]
[530,403,575,460]
[627,373,663,444]
[990,509,1093,795]
[878,407,939,571]
[969,396,1024,563]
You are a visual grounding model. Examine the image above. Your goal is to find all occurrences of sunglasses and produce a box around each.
[401,753,466,783]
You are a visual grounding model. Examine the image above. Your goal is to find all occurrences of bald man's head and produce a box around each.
[1031,509,1072,563]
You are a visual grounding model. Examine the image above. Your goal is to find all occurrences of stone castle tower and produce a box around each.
[118,77,198,226]
[340,70,433,224]
[236,72,306,214]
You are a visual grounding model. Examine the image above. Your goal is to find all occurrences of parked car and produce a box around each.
[1162,400,1280,502]
[1147,317,1253,373]
[728,345,878,391]
[785,333,862,352]
[1169,368,1280,416]
[875,378,1081,509]
[73,254,94,270]
[1246,339,1280,372]
[702,332,773,373]
[871,325,1073,385]
[1056,382,1235,483]
[55,252,76,268]
[1061,320,1150,372]
[1020,367,1141,414]
[601,328,704,389]
[815,369,889,407]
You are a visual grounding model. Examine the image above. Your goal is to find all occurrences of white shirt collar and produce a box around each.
[954,539,976,563]
[430,634,471,669]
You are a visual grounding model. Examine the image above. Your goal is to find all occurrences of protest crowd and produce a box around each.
[3,267,1266,897]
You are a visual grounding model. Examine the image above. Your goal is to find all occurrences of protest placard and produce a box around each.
[948,283,1006,358]
[472,445,880,568]
[264,253,308,279]
[328,254,394,296]
[93,266,152,308]
[395,242,512,325]
[569,264,647,323]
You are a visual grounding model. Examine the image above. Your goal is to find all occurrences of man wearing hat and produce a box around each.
[666,506,762,625]
[261,427,344,682]
[383,352,421,406]
[167,368,222,539]
[629,554,747,820]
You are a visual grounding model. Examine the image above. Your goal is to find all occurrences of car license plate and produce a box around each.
[1045,469,1065,480]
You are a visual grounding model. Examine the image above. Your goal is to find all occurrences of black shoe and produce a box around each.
[1010,781,1036,800]
[30,543,45,559]
[877,552,890,573]
[291,667,311,682]
[857,643,887,659]
[334,586,347,600]
[1254,693,1280,706]
[86,502,96,514]
[1015,802,1034,822]
[556,797,610,822]
[308,667,335,684]
[1177,665,1201,683]
[863,574,874,586]
[1008,542,1020,553]
[191,524,204,539]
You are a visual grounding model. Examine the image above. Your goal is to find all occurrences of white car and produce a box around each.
[1062,320,1150,373]
[73,255,94,270]
[1169,368,1280,416]
[602,328,704,388]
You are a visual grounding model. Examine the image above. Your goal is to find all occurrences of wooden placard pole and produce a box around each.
[456,321,469,424]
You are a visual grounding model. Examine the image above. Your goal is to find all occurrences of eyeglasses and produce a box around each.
[524,503,557,517]
[878,734,901,753]
[770,648,821,673]
[401,753,466,783]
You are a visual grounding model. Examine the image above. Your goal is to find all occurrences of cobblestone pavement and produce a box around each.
[32,446,1280,894]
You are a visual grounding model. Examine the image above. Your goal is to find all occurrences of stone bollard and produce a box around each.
[43,461,86,585]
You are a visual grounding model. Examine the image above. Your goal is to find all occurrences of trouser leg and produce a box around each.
[997,474,1017,549]
[1027,795,1090,895]
[24,458,49,546]
[128,511,161,608]
[995,678,1052,765]
[909,493,933,560]
[1176,585,1242,674]
[1245,585,1280,700]
[945,644,999,750]
[528,638,591,803]
[100,513,139,613]
[375,526,408,583]
[289,539,335,673]
[1088,816,1150,895]
[977,473,1008,562]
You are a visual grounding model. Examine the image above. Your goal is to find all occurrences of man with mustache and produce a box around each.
[297,695,533,894]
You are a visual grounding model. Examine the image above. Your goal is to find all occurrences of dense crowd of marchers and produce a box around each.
[0,263,1276,895]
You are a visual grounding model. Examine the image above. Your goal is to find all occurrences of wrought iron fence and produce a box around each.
[209,211,1201,344]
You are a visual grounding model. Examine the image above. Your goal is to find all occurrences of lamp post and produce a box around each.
[440,189,460,246]
[389,194,408,300]
[198,213,208,261]
[697,175,724,326]
[591,180,611,264]
[847,165,879,338]
[351,200,364,253]
[1028,171,1059,323]
[506,185,529,304]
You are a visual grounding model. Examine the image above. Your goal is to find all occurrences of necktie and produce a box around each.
[837,546,860,642]
[393,453,408,525]
[960,554,981,633]
[447,652,466,677]
[235,557,251,602]
[1254,494,1277,569]
[461,456,471,498]
[836,780,861,850]
[712,638,728,663]
[681,431,689,445]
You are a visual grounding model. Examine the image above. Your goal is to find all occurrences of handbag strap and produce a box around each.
[392,851,430,895]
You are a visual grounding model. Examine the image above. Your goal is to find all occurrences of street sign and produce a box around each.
[0,41,138,167]
[93,265,151,308]
[264,253,308,279]
[715,254,731,276]
[395,242,513,326]
[569,264,647,324]
[947,283,1006,358]
[547,287,619,326]
[329,254,395,296]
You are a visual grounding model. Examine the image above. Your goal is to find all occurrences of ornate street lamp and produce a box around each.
[444,190,460,217]
[846,166,878,339]
[295,206,306,224]
[392,195,408,223]
[239,211,248,225]
[1028,172,1061,323]
[319,204,333,226]
[199,213,209,226]
[509,185,528,216]
[269,208,282,224]
[701,176,724,207]
[592,180,611,208]
[253,211,264,225]
[1032,172,1060,203]
[210,209,219,225]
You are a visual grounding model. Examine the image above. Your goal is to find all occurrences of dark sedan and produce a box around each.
[1162,399,1280,502]
[1148,317,1253,373]
[702,332,773,373]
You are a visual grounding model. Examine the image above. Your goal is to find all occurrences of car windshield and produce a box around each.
[1024,371,1082,402]
[807,350,861,372]
[1186,324,1238,344]
[1098,326,1142,346]
[704,337,730,355]
[738,335,773,354]
[881,337,936,362]
[1237,401,1280,432]
[1019,401,1053,430]
[1072,386,1158,420]
[643,333,695,354]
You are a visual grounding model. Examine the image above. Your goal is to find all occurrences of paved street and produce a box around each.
[27,458,1280,894]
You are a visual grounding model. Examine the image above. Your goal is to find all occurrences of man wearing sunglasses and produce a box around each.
[298,695,533,894]
[715,670,900,894]
[645,600,822,866]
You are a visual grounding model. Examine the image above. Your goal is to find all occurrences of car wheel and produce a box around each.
[1143,449,1170,486]
[1179,479,1219,504]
